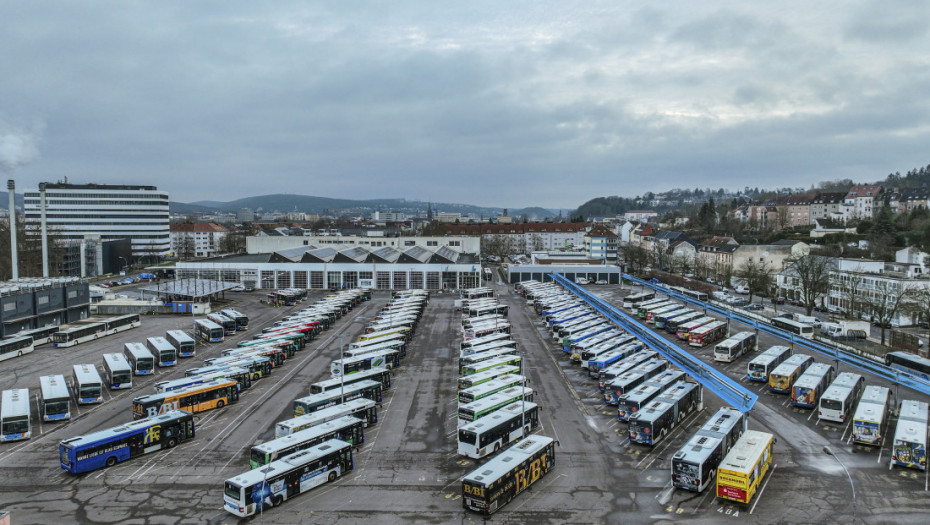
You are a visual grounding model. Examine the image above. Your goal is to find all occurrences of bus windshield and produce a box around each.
[821,398,842,411]
[1,415,29,434]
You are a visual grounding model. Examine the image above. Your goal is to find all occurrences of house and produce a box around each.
[169,222,230,258]
[888,188,930,214]
[622,210,659,223]
[810,192,849,223]
[584,224,619,261]
[845,184,883,219]
[784,193,816,227]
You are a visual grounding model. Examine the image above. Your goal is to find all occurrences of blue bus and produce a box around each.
[59,410,195,474]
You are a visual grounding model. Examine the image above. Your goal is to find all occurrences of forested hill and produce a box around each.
[881,163,930,189]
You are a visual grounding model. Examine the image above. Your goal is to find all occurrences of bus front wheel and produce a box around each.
[106,456,117,467]
[166,438,177,448]
[216,400,225,409]
[272,495,283,507]
[328,471,337,482]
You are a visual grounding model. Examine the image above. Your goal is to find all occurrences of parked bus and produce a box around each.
[332,350,400,378]
[767,354,814,394]
[293,380,383,417]
[459,348,517,374]
[638,301,676,320]
[852,385,894,446]
[461,355,522,377]
[60,410,195,474]
[156,366,252,393]
[462,435,555,516]
[345,339,407,360]
[460,339,517,360]
[275,399,378,438]
[670,286,710,303]
[628,382,703,446]
[251,416,364,469]
[357,326,411,344]
[617,370,686,421]
[458,387,533,427]
[310,368,391,394]
[132,379,239,419]
[790,363,835,409]
[208,313,238,335]
[884,351,930,381]
[598,350,656,390]
[194,319,224,343]
[52,322,106,347]
[39,374,71,421]
[771,317,815,339]
[457,401,539,459]
[105,313,141,334]
[220,309,249,331]
[716,430,774,504]
[604,359,669,405]
[16,325,58,346]
[665,311,703,333]
[461,332,513,352]
[747,346,791,382]
[72,364,103,405]
[458,375,525,404]
[1,389,31,442]
[689,321,728,348]
[818,372,865,423]
[623,291,657,310]
[676,317,715,340]
[671,407,746,493]
[187,357,272,383]
[648,305,685,324]
[654,308,691,330]
[891,399,929,471]
[458,365,521,390]
[101,353,133,390]
[0,335,34,363]
[713,332,756,363]
[166,330,196,358]
[124,342,156,375]
[224,439,353,518]
[146,336,177,367]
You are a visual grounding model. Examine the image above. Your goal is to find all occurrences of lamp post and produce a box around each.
[339,334,345,403]
[823,446,856,521]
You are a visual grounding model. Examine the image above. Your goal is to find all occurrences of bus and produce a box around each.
[0,335,34,363]
[194,319,225,343]
[767,354,814,394]
[458,375,525,404]
[460,339,517,360]
[459,349,518,374]
[52,322,106,347]
[716,430,774,504]
[345,339,407,360]
[638,301,676,320]
[713,332,756,363]
[132,379,239,419]
[156,366,252,393]
[223,439,353,518]
[332,349,401,378]
[461,355,522,377]
[146,337,177,367]
[124,342,156,375]
[891,399,929,471]
[790,363,835,409]
[818,372,865,423]
[275,399,378,438]
[166,330,196,358]
[458,387,533,427]
[208,313,238,335]
[884,351,930,381]
[670,286,709,302]
[665,311,703,333]
[72,364,104,405]
[462,435,555,516]
[747,346,792,382]
[465,303,509,318]
[461,332,513,351]
[771,317,815,339]
[310,368,392,394]
[293,380,383,417]
[598,350,657,391]
[672,407,747,493]
[60,410,195,474]
[457,401,540,459]
[187,357,273,383]
[587,342,645,378]
[458,365,521,391]
[105,313,141,334]
[617,370,686,421]
[654,308,691,330]
[251,416,365,469]
[217,345,288,368]
[648,305,685,323]
[688,321,728,348]
[852,386,894,446]
[676,317,715,340]
[623,291,657,310]
[220,309,249,331]
[604,359,669,405]
[39,374,71,421]
[1,389,31,442]
[16,325,59,346]
[628,382,703,446]
[101,353,133,390]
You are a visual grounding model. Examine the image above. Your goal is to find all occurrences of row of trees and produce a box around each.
[0,220,66,280]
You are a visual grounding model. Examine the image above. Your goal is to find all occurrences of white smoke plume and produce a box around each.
[0,118,44,173]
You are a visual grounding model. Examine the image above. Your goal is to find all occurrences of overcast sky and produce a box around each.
[1,1,928,209]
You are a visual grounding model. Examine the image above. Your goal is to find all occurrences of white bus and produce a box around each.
[220,309,249,331]
[223,439,353,518]
[16,325,59,346]
[0,335,35,363]
[104,313,141,335]
[457,401,539,459]
[39,374,71,422]
[72,364,104,405]
[746,346,792,382]
[671,407,746,493]
[124,342,156,376]
[208,313,237,335]
[713,332,757,363]
[623,291,657,310]
[250,416,364,469]
[771,317,815,339]
[275,399,378,438]
[891,399,929,471]
[166,330,196,358]
[102,353,133,390]
[852,386,894,446]
[146,336,178,367]
[194,319,225,343]
[818,372,864,423]
[1,389,31,442]
[457,386,533,427]
[52,322,106,347]
[458,375,525,404]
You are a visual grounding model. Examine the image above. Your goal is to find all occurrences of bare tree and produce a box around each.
[177,234,196,259]
[734,258,774,302]
[481,234,516,261]
[862,280,912,345]
[784,255,835,315]
[218,233,246,254]
[620,244,649,274]
[904,286,930,347]
[831,269,867,321]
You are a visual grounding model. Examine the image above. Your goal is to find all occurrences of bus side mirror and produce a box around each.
[555,440,561,447]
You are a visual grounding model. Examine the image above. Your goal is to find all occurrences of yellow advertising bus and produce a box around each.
[716,430,774,505]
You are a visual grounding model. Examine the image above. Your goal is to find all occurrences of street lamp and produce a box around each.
[823,446,856,521]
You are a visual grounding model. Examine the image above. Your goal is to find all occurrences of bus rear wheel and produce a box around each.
[106,456,117,467]
[166,438,177,448]
[272,495,283,507]
[216,400,225,409]
[328,471,337,482]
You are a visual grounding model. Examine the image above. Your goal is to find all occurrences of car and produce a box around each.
[230,284,246,292]
[789,299,805,307]
[813,305,828,313]
[706,277,715,283]
[919,320,930,329]
[743,304,764,311]
[595,280,608,285]
[775,297,786,304]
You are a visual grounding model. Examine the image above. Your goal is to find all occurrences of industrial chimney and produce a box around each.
[7,180,17,279]
[40,182,48,277]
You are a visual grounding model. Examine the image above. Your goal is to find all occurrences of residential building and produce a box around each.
[23,182,170,257]
[888,188,930,214]
[810,192,848,223]
[697,237,739,282]
[445,222,588,254]
[170,223,230,258]
[784,193,815,227]
[845,184,883,219]
[622,210,658,222]
[247,234,479,255]
[584,224,618,261]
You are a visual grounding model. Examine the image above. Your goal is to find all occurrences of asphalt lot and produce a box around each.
[0,283,929,523]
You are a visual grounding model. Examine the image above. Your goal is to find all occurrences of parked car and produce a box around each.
[919,320,930,329]
[775,297,786,304]
[813,305,828,313]
[595,280,608,285]
[743,304,764,311]
[789,299,805,307]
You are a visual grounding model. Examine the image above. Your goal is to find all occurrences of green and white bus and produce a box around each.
[250,416,364,469]
[461,355,522,377]
[458,386,533,426]
[458,374,525,404]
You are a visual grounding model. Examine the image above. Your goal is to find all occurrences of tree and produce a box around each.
[218,233,246,254]
[904,286,930,347]
[734,258,774,302]
[784,255,834,315]
[832,270,867,321]
[177,234,196,259]
[862,280,912,345]
[481,234,517,261]
[0,219,66,279]
[421,220,449,236]
[868,205,896,259]
[620,244,649,274]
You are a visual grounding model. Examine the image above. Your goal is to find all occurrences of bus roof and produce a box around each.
[792,363,833,390]
[60,410,192,449]
[312,368,388,389]
[295,380,381,405]
[716,332,755,349]
[146,336,175,351]
[462,435,553,486]
[459,401,538,434]
[673,432,724,465]
[166,330,195,343]
[1,388,30,415]
[253,416,363,455]
[124,342,152,357]
[750,345,791,365]
[226,439,351,488]
[277,399,375,432]
[39,375,70,399]
[72,364,102,383]
[770,354,813,376]
[133,379,236,404]
[103,352,131,368]
[700,407,744,436]
[719,430,773,475]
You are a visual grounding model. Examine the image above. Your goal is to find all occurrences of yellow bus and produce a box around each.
[716,430,774,504]
[356,326,411,343]
[767,354,813,394]
[131,379,239,420]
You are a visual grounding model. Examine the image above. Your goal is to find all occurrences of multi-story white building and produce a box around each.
[23,182,170,256]
[170,223,230,258]
[845,184,882,219]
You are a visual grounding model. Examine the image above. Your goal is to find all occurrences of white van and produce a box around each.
[734,285,749,295]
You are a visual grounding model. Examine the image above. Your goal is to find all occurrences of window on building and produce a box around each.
[427,241,438,247]
[376,272,391,290]
[310,271,324,289]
